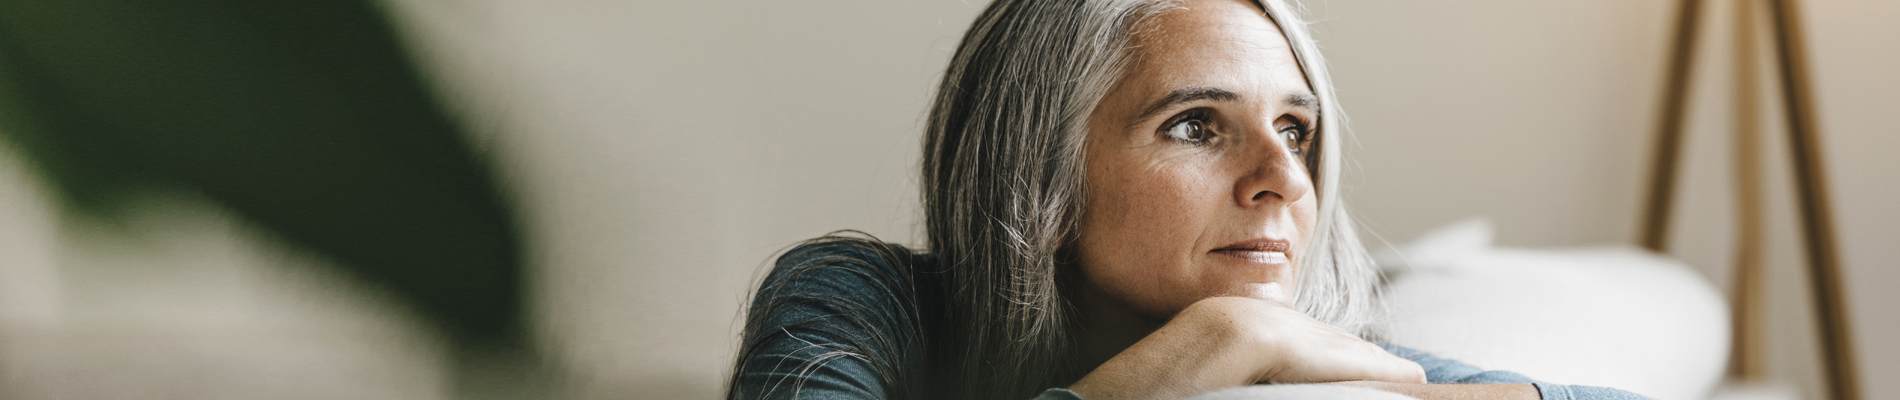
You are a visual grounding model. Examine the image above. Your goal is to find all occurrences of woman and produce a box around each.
[730,0,1654,399]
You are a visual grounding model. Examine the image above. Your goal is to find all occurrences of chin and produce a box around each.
[1228,281,1291,305]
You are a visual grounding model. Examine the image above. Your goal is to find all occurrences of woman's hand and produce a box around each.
[1223,297,1424,384]
[1068,297,1424,400]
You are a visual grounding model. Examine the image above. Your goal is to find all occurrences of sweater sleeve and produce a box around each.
[1033,388,1087,400]
[1378,343,1657,400]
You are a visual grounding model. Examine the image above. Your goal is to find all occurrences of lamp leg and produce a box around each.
[1763,0,1862,399]
[1728,0,1768,382]
[1637,0,1706,252]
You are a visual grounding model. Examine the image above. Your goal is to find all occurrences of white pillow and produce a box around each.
[1376,219,1729,400]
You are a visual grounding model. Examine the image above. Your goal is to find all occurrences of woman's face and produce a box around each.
[1075,0,1318,320]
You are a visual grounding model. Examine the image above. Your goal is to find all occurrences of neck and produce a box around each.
[1076,285,1166,369]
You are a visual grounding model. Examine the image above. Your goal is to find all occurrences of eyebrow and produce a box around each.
[1128,86,1320,128]
[1131,87,1239,125]
[1286,93,1317,108]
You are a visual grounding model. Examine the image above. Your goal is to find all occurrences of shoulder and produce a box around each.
[755,238,928,315]
[732,237,936,400]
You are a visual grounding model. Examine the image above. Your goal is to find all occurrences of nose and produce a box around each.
[1232,129,1313,209]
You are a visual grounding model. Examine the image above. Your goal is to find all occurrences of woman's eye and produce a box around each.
[1280,127,1303,155]
[1279,116,1311,156]
[1164,116,1214,144]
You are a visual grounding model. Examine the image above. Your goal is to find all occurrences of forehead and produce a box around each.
[1121,0,1309,100]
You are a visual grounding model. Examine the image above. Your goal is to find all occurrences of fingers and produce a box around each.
[1344,340,1425,384]
[1369,353,1427,384]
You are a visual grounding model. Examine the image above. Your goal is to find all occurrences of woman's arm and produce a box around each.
[1362,344,1660,400]
[1067,297,1425,400]
[1332,381,1539,400]
[1333,381,1658,400]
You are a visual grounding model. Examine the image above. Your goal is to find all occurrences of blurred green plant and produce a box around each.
[0,0,526,359]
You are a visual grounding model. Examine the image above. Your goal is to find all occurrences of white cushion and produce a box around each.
[1377,219,1729,400]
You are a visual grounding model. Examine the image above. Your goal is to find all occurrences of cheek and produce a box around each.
[1288,190,1319,280]
[1075,155,1223,317]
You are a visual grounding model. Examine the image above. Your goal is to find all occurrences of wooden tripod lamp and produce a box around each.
[1636,0,1861,399]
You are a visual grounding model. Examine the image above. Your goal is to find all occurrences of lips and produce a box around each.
[1215,239,1290,252]
[1212,239,1292,264]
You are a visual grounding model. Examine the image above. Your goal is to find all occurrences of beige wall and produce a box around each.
[379,0,983,397]
[377,0,1896,398]
[1316,0,1668,247]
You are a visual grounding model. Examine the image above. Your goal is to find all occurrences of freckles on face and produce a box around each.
[1073,0,1320,320]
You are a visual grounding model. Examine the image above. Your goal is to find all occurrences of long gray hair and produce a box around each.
[732,0,1381,398]
[922,0,1380,396]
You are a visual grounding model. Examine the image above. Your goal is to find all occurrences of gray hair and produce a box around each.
[923,0,1381,397]
[730,0,1383,399]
